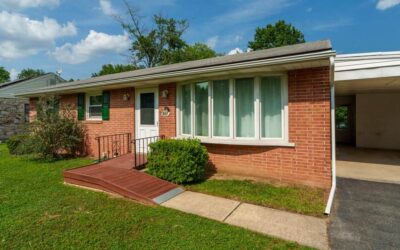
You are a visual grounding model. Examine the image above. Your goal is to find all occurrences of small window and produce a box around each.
[336,106,349,129]
[24,104,30,123]
[140,93,155,125]
[87,94,102,120]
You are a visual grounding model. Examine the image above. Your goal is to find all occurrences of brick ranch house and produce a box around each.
[21,40,336,208]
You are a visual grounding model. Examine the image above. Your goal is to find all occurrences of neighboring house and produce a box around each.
[0,73,65,140]
[17,40,400,214]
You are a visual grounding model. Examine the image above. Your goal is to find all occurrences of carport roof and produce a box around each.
[17,40,334,97]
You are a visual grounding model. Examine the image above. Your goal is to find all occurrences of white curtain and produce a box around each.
[235,78,254,137]
[182,84,191,134]
[195,82,209,136]
[213,80,230,137]
[261,76,282,138]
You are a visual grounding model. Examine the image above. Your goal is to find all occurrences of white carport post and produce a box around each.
[325,56,336,215]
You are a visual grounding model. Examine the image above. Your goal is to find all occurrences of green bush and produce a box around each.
[147,139,208,184]
[29,96,85,159]
[6,134,28,155]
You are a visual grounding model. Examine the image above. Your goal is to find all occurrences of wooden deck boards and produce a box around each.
[64,154,182,204]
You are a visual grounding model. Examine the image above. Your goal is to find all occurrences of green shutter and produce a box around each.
[54,97,60,114]
[102,91,110,120]
[77,93,85,121]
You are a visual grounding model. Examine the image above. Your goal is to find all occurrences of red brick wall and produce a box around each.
[205,67,332,189]
[28,66,331,188]
[159,83,176,138]
[56,88,135,157]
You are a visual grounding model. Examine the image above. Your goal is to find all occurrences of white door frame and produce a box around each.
[135,87,159,139]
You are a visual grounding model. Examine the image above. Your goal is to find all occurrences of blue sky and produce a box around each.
[0,0,399,80]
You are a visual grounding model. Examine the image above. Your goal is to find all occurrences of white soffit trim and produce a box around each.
[335,51,400,81]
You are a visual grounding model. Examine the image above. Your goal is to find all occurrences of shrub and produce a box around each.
[29,96,85,159]
[6,134,28,155]
[147,139,208,184]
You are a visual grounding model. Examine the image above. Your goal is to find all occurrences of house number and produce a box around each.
[161,107,170,117]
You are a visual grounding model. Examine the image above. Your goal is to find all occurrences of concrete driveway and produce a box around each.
[329,178,400,249]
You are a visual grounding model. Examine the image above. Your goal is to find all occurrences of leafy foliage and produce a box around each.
[336,106,349,129]
[17,68,46,80]
[147,139,208,184]
[6,135,27,155]
[92,64,137,77]
[117,2,217,67]
[248,20,305,50]
[163,43,219,64]
[0,66,10,84]
[28,96,85,159]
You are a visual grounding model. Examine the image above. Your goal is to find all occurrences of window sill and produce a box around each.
[177,136,295,147]
[83,120,103,124]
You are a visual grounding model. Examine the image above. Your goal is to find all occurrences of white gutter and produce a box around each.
[325,56,336,215]
[17,50,335,97]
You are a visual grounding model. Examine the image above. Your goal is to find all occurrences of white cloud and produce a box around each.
[0,11,77,59]
[215,0,292,25]
[0,0,59,8]
[376,0,400,10]
[10,68,19,81]
[227,48,243,55]
[312,18,352,31]
[206,36,219,49]
[99,0,118,16]
[51,30,131,64]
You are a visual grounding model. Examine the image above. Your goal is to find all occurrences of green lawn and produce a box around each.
[0,144,312,250]
[186,179,326,217]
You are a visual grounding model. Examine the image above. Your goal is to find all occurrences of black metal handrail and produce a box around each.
[133,135,163,169]
[95,133,132,162]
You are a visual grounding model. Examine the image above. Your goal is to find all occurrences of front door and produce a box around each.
[135,88,159,140]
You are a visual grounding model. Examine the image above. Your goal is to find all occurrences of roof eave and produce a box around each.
[17,49,336,98]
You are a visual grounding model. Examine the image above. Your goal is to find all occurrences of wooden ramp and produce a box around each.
[64,154,184,205]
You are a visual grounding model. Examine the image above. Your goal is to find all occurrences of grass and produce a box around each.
[0,144,313,250]
[186,179,326,217]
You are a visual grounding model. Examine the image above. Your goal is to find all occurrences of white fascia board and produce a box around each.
[335,65,400,81]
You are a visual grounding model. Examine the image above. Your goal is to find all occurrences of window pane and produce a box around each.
[195,82,209,136]
[336,106,349,129]
[235,78,254,137]
[140,93,155,125]
[89,106,102,118]
[261,76,282,138]
[90,95,102,105]
[213,80,230,137]
[182,84,191,134]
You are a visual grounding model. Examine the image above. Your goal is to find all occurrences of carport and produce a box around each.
[334,52,400,183]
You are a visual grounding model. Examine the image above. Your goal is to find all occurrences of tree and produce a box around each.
[92,64,137,77]
[248,20,305,50]
[17,68,46,80]
[162,43,219,64]
[117,1,188,67]
[0,67,10,84]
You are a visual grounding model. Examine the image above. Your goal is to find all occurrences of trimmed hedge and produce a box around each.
[147,139,208,184]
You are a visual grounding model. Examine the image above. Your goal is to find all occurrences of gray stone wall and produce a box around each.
[0,98,28,141]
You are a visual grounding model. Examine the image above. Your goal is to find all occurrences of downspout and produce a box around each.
[325,56,336,215]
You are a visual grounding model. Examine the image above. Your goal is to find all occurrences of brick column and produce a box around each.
[159,83,176,138]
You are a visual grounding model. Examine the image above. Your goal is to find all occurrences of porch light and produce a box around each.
[161,89,169,98]
[122,93,130,101]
